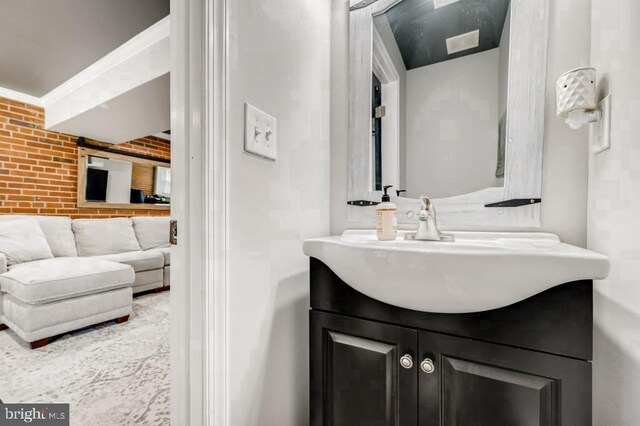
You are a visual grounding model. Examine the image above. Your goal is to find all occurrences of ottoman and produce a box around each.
[0,257,134,349]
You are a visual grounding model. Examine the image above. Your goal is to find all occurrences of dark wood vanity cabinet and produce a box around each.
[310,258,593,426]
[417,330,590,426]
[310,311,418,425]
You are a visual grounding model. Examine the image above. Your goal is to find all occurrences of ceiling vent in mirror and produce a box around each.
[446,30,480,55]
[433,0,462,9]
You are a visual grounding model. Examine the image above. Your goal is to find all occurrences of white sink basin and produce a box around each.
[303,230,610,313]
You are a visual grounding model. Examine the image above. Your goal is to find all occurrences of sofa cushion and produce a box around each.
[0,215,77,257]
[1,287,132,343]
[0,257,134,305]
[0,219,54,266]
[132,217,171,250]
[73,218,141,256]
[132,269,164,292]
[151,247,170,266]
[96,250,164,272]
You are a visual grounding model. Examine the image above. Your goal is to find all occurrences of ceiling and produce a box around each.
[50,74,170,144]
[380,0,510,70]
[0,0,170,97]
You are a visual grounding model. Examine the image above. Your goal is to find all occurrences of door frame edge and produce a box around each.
[171,0,228,424]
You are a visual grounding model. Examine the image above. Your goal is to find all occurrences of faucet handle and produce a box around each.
[420,195,431,211]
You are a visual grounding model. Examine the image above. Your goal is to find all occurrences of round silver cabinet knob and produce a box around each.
[421,358,435,374]
[399,354,413,369]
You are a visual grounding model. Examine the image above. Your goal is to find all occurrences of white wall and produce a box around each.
[330,0,350,237]
[226,0,331,425]
[589,0,640,423]
[405,49,500,199]
[104,158,132,204]
[330,0,591,247]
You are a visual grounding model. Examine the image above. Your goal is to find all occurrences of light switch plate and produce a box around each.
[244,102,277,160]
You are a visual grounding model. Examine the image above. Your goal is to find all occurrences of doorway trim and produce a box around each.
[171,0,227,424]
[372,24,401,190]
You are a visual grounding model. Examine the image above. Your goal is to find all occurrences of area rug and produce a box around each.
[0,292,170,426]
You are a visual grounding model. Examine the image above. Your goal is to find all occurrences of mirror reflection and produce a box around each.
[371,0,511,199]
[85,154,171,206]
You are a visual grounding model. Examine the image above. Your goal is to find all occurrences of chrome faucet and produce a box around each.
[413,195,441,241]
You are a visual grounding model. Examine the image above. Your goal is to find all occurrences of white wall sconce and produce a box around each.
[556,66,611,153]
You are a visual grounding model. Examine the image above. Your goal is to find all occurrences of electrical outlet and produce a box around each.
[244,102,277,160]
[591,95,611,154]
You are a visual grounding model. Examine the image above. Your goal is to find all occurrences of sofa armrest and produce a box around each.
[0,252,6,274]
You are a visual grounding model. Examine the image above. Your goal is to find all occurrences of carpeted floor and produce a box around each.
[0,291,170,426]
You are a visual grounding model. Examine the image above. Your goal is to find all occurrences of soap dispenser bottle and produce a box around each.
[376,185,398,241]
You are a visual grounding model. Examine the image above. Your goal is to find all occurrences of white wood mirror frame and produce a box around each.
[348,0,549,228]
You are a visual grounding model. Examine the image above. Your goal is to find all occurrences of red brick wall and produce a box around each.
[0,97,170,218]
[131,163,156,195]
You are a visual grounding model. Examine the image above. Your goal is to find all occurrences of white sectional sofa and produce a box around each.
[0,215,170,349]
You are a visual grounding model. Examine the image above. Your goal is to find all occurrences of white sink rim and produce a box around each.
[303,230,610,314]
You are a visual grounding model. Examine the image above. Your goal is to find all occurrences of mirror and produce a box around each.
[349,0,549,227]
[372,0,510,198]
[78,147,170,210]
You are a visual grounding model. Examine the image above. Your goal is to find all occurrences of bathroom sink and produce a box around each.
[303,230,610,313]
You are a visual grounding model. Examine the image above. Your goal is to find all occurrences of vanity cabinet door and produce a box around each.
[311,310,418,426]
[418,330,591,426]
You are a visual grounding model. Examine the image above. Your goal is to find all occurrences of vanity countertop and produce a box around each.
[303,230,610,313]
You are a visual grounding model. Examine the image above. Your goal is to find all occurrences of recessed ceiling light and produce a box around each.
[433,0,462,9]
[446,29,480,55]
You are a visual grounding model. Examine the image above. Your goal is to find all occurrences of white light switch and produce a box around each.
[244,102,277,160]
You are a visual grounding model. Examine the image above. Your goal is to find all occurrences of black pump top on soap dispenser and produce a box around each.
[382,185,393,202]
